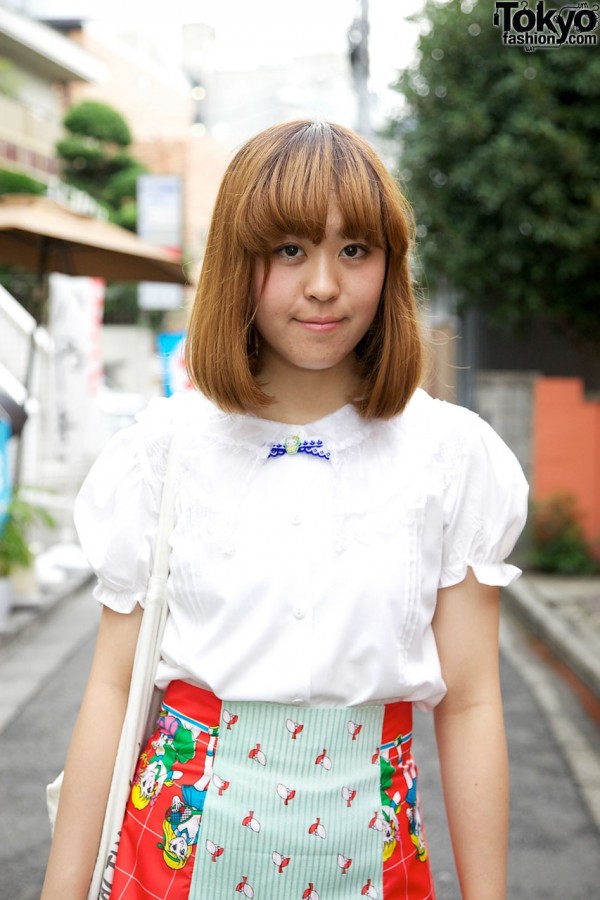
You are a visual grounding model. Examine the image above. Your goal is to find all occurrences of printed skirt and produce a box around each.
[110,681,436,899]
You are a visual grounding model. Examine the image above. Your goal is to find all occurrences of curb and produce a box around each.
[503,577,600,700]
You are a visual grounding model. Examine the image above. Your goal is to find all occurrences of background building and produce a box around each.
[0,3,102,184]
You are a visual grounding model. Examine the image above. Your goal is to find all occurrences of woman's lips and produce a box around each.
[295,318,343,333]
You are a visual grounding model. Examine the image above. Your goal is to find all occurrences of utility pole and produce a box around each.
[348,0,373,139]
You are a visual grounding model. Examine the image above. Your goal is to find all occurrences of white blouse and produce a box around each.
[74,388,528,711]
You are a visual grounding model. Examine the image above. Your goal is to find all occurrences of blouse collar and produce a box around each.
[202,398,376,459]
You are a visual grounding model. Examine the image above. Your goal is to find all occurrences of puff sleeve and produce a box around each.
[73,400,171,612]
[439,412,529,589]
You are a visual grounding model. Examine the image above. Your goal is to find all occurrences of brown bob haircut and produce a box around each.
[185,119,423,419]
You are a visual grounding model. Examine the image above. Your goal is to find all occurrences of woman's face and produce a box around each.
[252,198,386,381]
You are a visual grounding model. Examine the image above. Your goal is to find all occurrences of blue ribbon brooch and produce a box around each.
[268,435,331,460]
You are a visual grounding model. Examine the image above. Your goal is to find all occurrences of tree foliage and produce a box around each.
[63,99,132,146]
[386,0,600,342]
[57,100,147,232]
[56,100,152,323]
[103,164,148,208]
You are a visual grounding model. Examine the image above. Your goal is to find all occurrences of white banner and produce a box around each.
[137,174,184,311]
[48,274,105,463]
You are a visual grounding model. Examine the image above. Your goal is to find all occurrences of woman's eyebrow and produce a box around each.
[339,230,369,241]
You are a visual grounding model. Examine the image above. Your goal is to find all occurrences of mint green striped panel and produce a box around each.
[190,701,385,899]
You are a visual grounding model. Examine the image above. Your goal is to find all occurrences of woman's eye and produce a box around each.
[276,244,304,258]
[341,244,367,258]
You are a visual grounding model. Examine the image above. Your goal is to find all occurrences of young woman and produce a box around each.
[42,119,528,900]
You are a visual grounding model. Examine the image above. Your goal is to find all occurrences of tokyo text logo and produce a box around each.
[493,1,599,49]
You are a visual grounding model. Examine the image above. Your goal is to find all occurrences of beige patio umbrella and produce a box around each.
[0,193,189,284]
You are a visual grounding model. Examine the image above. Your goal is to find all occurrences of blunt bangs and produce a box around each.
[233,121,389,254]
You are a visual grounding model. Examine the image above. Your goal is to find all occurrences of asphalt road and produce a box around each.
[0,590,598,900]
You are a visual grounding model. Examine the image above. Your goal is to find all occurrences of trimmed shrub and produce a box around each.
[63,100,132,146]
[0,169,45,196]
[527,494,599,575]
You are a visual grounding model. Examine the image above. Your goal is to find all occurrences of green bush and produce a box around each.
[63,100,132,146]
[0,494,55,578]
[56,135,106,169]
[109,151,139,175]
[0,168,45,196]
[111,198,138,232]
[527,494,599,575]
[56,135,141,220]
[104,165,147,208]
[56,138,136,178]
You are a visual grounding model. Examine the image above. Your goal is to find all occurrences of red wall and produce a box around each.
[533,378,600,543]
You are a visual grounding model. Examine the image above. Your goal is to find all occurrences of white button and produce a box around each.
[292,698,303,705]
[293,606,306,620]
[291,513,302,525]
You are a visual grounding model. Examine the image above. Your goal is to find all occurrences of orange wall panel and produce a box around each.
[533,378,600,542]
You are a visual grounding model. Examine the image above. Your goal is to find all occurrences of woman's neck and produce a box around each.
[255,355,359,425]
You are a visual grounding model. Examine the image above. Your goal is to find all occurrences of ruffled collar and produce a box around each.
[199,397,378,459]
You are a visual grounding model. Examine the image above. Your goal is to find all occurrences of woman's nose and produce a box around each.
[303,253,340,302]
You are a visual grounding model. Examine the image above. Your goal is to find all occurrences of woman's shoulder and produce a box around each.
[134,389,217,477]
[394,387,485,448]
[387,387,526,486]
[395,388,526,488]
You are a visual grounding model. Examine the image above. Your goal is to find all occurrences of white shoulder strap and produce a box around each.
[83,425,183,899]
[151,427,182,584]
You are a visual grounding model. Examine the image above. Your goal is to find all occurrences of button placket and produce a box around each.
[284,464,322,702]
[288,600,311,703]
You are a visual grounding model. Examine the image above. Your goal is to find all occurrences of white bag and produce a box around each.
[46,430,180,900]
[46,770,63,828]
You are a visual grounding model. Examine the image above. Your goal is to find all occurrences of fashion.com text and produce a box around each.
[493,1,599,49]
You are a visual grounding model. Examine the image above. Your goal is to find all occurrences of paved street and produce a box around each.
[0,588,598,900]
